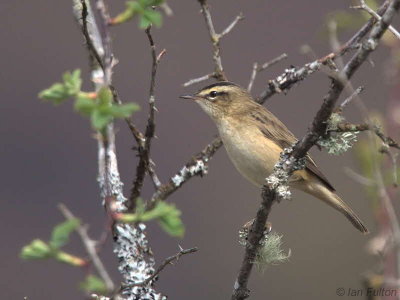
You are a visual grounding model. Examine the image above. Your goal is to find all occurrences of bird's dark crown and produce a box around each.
[197,81,240,93]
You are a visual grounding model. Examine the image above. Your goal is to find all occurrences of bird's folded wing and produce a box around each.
[251,109,335,191]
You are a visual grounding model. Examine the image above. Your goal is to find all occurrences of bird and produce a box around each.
[181,81,368,234]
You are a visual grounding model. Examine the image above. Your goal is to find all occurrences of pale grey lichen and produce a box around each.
[265,147,306,200]
[317,113,359,155]
[171,159,208,187]
[254,232,290,271]
[239,229,290,271]
[97,131,165,300]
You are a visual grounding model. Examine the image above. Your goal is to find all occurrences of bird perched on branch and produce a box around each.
[181,81,368,234]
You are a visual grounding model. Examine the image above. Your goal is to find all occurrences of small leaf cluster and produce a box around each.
[118,199,185,238]
[112,0,164,28]
[20,219,85,267]
[39,70,139,131]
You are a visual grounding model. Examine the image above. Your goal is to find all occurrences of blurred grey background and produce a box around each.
[0,0,395,299]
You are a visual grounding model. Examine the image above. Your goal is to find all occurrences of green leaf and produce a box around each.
[112,1,141,24]
[20,239,52,260]
[39,83,70,104]
[74,94,96,115]
[97,87,112,106]
[139,9,162,28]
[91,109,113,130]
[109,103,140,118]
[39,69,82,104]
[63,69,82,96]
[49,218,80,249]
[157,203,185,238]
[144,202,184,237]
[117,201,185,238]
[80,275,107,294]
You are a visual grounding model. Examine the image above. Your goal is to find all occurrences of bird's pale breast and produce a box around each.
[217,117,282,187]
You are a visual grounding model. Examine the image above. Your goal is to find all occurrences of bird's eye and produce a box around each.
[209,91,218,98]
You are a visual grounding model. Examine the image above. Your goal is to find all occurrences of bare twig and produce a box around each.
[58,203,115,292]
[344,167,375,186]
[247,63,258,92]
[129,27,165,210]
[337,86,364,111]
[247,53,288,92]
[379,146,399,187]
[197,0,242,81]
[259,53,289,71]
[232,1,400,298]
[352,0,400,40]
[160,2,173,17]
[126,247,198,287]
[257,1,390,102]
[220,13,244,38]
[183,73,216,87]
[149,137,222,208]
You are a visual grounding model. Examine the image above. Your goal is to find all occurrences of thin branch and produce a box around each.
[232,1,400,298]
[58,203,115,292]
[379,146,399,187]
[149,137,222,208]
[329,121,399,151]
[353,0,400,40]
[247,53,288,92]
[197,0,242,81]
[126,247,198,287]
[247,63,258,92]
[75,0,146,150]
[160,2,173,17]
[76,0,104,71]
[259,53,289,72]
[220,13,244,38]
[183,73,216,87]
[337,86,364,111]
[257,1,390,103]
[129,27,165,210]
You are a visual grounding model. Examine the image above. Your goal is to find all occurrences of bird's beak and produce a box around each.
[179,94,196,100]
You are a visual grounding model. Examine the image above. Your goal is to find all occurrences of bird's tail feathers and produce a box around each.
[303,181,369,234]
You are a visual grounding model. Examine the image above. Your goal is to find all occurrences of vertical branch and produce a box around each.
[198,0,226,80]
[72,0,164,298]
[231,188,276,300]
[129,28,165,209]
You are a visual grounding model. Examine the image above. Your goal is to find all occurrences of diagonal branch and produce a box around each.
[353,0,400,40]
[125,247,198,287]
[150,0,392,211]
[247,53,288,92]
[257,0,390,102]
[232,1,400,298]
[58,203,115,292]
